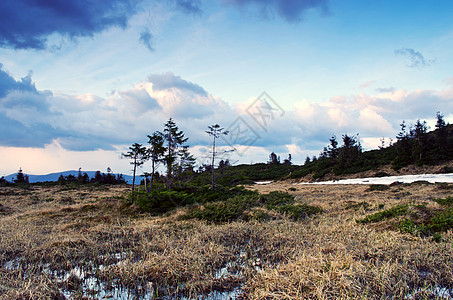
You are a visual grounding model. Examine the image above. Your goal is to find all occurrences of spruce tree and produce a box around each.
[162,118,188,189]
[435,111,448,158]
[123,143,149,192]
[147,132,165,191]
[14,168,28,184]
[206,124,229,190]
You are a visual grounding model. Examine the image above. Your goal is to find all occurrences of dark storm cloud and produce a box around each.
[0,64,54,116]
[0,111,64,148]
[221,0,329,22]
[0,0,138,49]
[394,48,435,68]
[147,72,208,96]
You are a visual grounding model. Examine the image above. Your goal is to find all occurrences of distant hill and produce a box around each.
[4,170,139,184]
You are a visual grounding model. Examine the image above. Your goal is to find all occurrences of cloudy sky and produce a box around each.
[1,0,453,177]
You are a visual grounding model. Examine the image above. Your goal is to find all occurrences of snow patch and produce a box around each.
[299,173,453,185]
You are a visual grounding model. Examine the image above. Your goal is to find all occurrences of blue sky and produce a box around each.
[1,0,453,176]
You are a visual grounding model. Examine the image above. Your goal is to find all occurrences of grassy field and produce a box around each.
[1,181,453,299]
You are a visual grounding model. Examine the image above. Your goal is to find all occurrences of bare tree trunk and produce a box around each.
[132,157,137,192]
[211,137,216,190]
[150,158,155,191]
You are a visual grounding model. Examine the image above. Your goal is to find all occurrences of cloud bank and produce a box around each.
[0,0,139,49]
[0,0,329,51]
[1,63,452,160]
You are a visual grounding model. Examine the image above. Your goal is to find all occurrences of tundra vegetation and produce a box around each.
[1,181,453,299]
[1,113,453,299]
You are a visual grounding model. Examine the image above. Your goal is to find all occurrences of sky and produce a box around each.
[1,0,453,177]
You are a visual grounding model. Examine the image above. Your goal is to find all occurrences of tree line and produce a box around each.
[0,167,127,185]
[293,111,452,179]
[2,112,451,188]
[57,168,126,185]
[123,118,229,192]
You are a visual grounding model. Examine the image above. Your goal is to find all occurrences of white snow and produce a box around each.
[298,173,453,185]
[255,181,273,185]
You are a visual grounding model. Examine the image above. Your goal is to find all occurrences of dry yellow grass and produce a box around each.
[1,182,452,299]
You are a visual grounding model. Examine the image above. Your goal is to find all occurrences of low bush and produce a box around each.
[433,196,453,206]
[276,203,323,220]
[180,190,322,223]
[430,208,453,232]
[261,191,295,209]
[396,207,453,241]
[357,205,409,224]
[132,185,259,214]
[345,201,371,211]
[133,189,195,214]
[180,193,259,222]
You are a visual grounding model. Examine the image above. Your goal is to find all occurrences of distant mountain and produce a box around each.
[4,170,140,184]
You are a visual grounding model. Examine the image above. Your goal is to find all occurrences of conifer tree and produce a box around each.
[410,119,428,162]
[123,143,149,192]
[268,152,279,164]
[394,121,412,168]
[147,132,165,190]
[328,135,339,159]
[14,168,28,183]
[206,124,229,190]
[435,111,448,158]
[162,118,188,189]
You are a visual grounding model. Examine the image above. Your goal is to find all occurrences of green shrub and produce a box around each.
[357,204,408,224]
[313,168,330,179]
[277,203,323,220]
[430,208,453,232]
[180,193,259,223]
[345,201,370,211]
[397,218,417,235]
[261,191,295,209]
[133,189,195,214]
[180,190,322,223]
[397,208,453,241]
[252,210,271,221]
[433,196,453,206]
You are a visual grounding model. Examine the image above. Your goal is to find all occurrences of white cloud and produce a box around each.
[358,108,394,135]
[1,68,453,174]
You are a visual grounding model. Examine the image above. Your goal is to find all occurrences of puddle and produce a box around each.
[405,286,452,299]
[179,288,243,300]
[4,257,22,270]
[2,252,246,299]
